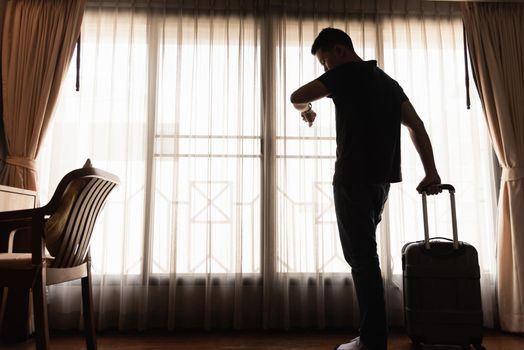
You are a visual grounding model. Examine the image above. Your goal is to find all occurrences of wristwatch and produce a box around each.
[303,103,312,113]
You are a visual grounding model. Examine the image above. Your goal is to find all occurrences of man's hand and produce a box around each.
[290,80,329,127]
[416,172,442,195]
[301,109,317,127]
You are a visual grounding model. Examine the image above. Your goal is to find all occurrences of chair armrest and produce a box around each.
[0,209,45,254]
[0,213,46,263]
[0,218,33,253]
[0,207,39,222]
[0,212,33,232]
[0,208,46,232]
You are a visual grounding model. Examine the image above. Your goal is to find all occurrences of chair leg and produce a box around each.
[81,269,97,350]
[33,267,49,350]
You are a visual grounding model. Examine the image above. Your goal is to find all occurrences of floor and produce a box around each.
[1,329,523,350]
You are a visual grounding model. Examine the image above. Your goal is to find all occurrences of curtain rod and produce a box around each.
[86,0,461,16]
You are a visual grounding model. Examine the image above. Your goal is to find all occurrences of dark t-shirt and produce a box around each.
[316,60,408,185]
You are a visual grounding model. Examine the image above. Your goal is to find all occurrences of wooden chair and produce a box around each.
[0,166,119,350]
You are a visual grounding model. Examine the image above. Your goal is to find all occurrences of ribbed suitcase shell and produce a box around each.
[402,185,484,349]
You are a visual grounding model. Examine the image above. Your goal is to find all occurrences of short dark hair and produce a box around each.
[311,27,354,55]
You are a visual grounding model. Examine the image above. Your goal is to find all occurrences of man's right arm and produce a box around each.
[290,80,330,127]
[290,80,330,108]
[400,100,442,194]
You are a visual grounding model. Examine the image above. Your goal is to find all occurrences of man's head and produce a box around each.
[311,28,355,71]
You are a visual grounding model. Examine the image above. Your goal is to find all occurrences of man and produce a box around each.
[290,28,441,350]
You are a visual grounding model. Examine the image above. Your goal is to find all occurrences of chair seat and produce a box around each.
[0,254,43,288]
[0,253,32,268]
[0,253,54,269]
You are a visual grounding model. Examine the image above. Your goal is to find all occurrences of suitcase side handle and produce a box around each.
[421,183,459,250]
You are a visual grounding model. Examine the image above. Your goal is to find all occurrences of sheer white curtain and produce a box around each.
[38,0,497,330]
[380,14,497,327]
[265,2,497,329]
[39,2,263,330]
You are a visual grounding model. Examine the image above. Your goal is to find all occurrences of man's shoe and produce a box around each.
[333,336,368,350]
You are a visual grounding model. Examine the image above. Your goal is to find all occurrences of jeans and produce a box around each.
[333,182,390,350]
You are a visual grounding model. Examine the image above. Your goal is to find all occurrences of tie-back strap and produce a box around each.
[502,166,524,181]
[4,156,37,171]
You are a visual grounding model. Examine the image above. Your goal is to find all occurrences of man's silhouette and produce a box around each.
[290,28,441,350]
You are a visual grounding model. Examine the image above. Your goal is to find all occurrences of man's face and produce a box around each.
[315,47,341,72]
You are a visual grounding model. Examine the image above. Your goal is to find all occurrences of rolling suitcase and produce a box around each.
[402,184,485,350]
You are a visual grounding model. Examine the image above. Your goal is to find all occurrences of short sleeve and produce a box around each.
[316,66,347,98]
[378,68,409,104]
[392,80,409,104]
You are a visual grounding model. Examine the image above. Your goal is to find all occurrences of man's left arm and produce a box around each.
[400,100,442,194]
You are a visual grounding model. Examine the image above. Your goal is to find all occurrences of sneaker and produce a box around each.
[333,337,368,350]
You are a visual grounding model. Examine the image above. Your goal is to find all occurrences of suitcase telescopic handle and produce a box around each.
[421,184,459,250]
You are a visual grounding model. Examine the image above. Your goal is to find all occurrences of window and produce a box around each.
[151,15,262,274]
[39,8,495,279]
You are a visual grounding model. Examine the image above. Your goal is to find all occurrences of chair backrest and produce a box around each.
[44,167,119,268]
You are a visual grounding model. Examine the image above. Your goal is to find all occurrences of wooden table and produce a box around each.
[0,184,37,343]
[0,184,37,211]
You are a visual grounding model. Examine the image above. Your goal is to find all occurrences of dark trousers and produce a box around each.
[333,182,390,350]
